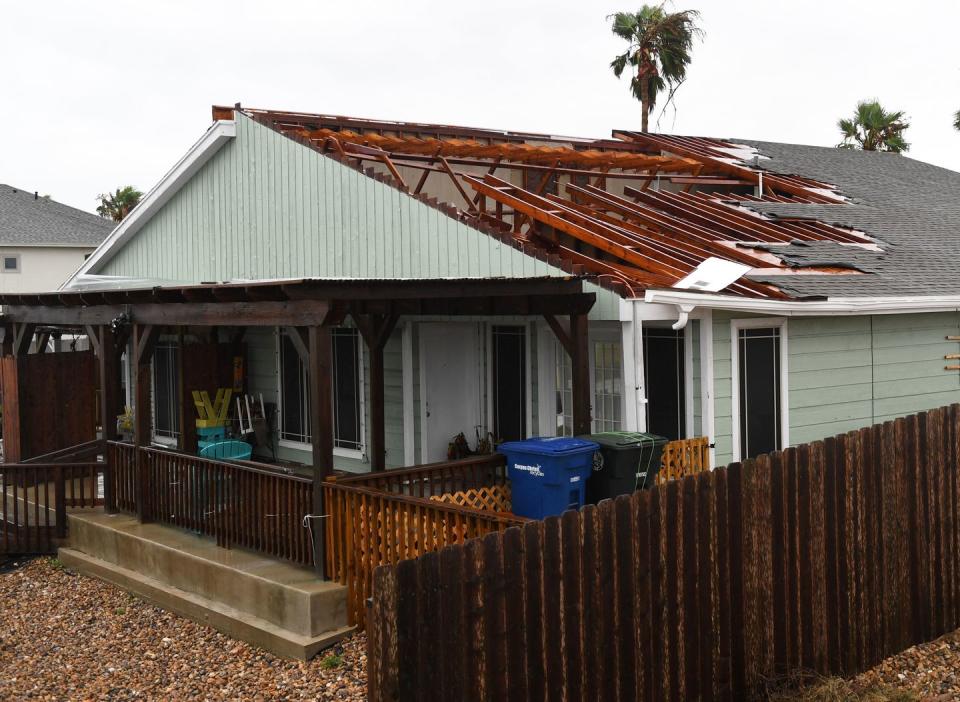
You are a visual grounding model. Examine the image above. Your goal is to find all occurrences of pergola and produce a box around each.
[0,276,595,564]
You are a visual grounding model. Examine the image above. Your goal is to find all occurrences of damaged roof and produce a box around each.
[216,106,960,301]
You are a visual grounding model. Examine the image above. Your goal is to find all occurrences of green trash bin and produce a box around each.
[577,432,669,503]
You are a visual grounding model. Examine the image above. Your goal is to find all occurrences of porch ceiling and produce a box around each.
[0,276,596,326]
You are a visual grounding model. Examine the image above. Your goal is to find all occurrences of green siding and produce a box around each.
[99,113,620,320]
[710,311,960,466]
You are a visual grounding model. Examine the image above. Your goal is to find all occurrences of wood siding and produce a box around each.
[712,311,960,466]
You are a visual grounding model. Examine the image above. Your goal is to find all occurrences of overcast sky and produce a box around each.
[2,0,958,213]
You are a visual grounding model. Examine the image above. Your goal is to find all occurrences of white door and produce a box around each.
[419,323,482,462]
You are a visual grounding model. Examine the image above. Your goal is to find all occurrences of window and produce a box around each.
[643,328,685,440]
[732,321,788,460]
[2,255,20,273]
[592,339,623,432]
[152,342,180,441]
[492,326,526,442]
[277,328,364,453]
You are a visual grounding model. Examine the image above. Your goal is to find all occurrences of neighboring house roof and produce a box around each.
[70,105,960,303]
[0,185,114,247]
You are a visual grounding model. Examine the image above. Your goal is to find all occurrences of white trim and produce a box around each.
[684,325,694,438]
[700,309,716,468]
[536,322,557,436]
[278,438,363,461]
[525,322,534,438]
[645,289,960,316]
[402,321,415,466]
[62,120,237,288]
[730,317,789,462]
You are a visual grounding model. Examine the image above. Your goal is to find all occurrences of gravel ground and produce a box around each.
[0,557,367,701]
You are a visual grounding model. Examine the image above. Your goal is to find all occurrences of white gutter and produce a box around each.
[60,119,237,289]
[644,289,960,316]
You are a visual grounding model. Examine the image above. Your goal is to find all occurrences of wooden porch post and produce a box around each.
[133,324,159,523]
[544,312,592,435]
[352,312,399,472]
[97,325,122,513]
[570,312,592,436]
[308,324,334,576]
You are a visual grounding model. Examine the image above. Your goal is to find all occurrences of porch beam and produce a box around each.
[285,326,309,364]
[570,312,591,436]
[12,322,36,357]
[308,324,334,577]
[543,314,572,356]
[35,331,51,354]
[351,311,399,471]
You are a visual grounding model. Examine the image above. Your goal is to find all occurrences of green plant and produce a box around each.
[609,4,703,132]
[837,100,910,153]
[319,653,343,670]
[48,557,64,571]
[96,186,143,222]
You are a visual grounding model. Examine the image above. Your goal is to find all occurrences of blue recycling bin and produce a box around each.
[498,437,599,519]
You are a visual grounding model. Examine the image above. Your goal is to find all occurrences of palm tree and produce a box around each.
[96,186,143,222]
[837,100,910,153]
[609,5,703,133]
[954,110,960,131]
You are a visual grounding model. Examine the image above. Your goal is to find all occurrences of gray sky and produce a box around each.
[2,0,958,213]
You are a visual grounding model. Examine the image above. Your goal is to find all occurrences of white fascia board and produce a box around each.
[643,289,960,316]
[60,120,237,289]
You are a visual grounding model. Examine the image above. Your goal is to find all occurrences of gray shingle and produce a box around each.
[730,142,960,298]
[0,185,114,247]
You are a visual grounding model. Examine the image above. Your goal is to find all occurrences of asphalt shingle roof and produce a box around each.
[734,142,960,298]
[0,185,114,247]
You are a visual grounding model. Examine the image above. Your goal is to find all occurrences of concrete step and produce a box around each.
[59,548,352,661]
[62,509,352,660]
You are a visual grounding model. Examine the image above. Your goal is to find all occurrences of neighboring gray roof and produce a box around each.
[734,142,960,298]
[0,185,114,247]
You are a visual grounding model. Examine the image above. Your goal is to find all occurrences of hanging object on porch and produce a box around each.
[235,393,266,437]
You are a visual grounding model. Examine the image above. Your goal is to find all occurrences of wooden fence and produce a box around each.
[324,477,525,629]
[658,435,710,485]
[368,405,960,701]
[1,461,104,554]
[335,453,509,497]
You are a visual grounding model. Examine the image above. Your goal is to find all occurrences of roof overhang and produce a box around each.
[61,119,237,288]
[642,288,960,316]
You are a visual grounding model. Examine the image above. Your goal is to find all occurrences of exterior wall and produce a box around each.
[710,310,960,466]
[97,113,620,320]
[0,246,92,293]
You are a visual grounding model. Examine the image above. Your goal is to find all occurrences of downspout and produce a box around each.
[632,299,647,432]
[672,303,697,331]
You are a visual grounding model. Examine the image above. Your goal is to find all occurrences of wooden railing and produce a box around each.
[108,441,138,513]
[335,453,509,497]
[1,461,104,554]
[324,479,525,629]
[107,442,315,567]
[657,435,710,484]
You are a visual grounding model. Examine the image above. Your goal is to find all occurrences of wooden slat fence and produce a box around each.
[368,405,960,701]
[1,461,104,555]
[108,441,138,513]
[324,480,525,629]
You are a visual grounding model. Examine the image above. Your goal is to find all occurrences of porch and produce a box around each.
[0,276,710,643]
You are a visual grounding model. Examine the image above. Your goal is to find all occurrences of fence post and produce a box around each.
[54,465,67,539]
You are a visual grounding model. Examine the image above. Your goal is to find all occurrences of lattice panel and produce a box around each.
[430,484,512,513]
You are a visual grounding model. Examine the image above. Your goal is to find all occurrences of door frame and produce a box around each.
[484,322,534,442]
[730,316,790,461]
[418,322,483,464]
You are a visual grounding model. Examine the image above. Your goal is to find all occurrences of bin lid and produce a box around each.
[498,436,599,456]
[577,431,669,449]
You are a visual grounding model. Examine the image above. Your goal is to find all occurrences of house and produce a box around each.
[53,106,960,470]
[3,104,960,651]
[0,185,112,293]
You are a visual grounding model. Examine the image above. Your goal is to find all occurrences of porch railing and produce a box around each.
[334,452,508,497]
[658,436,710,484]
[323,479,525,628]
[1,461,104,554]
[107,441,315,567]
